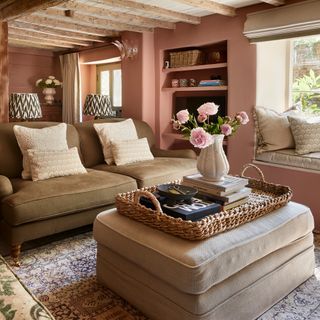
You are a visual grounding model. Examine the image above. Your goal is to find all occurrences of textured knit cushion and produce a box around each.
[27,147,87,181]
[13,123,68,179]
[253,107,296,153]
[94,119,138,165]
[288,116,320,154]
[111,138,154,166]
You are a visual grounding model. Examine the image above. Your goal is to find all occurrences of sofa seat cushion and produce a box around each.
[93,157,197,188]
[93,202,314,295]
[1,169,137,226]
[255,148,320,171]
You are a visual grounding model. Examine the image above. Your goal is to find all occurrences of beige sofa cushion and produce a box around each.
[254,107,296,153]
[255,148,320,171]
[94,202,314,294]
[74,119,156,168]
[288,116,320,154]
[0,122,80,179]
[94,119,138,165]
[27,147,87,181]
[13,123,68,179]
[1,169,137,226]
[93,157,197,188]
[111,138,154,166]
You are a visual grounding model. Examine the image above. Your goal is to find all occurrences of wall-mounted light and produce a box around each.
[112,40,138,60]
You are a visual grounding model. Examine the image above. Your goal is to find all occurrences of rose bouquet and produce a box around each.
[36,76,62,88]
[172,102,249,149]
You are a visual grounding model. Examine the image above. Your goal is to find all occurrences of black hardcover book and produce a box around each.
[139,192,222,222]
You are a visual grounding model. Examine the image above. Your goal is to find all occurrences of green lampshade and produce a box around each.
[9,93,42,120]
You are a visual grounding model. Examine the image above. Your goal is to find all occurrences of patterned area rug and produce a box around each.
[5,233,320,320]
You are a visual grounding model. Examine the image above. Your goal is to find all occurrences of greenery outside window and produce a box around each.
[291,36,320,114]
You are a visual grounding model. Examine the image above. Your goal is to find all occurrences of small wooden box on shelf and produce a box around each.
[40,103,62,122]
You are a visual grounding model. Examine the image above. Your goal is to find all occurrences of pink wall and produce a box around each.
[9,46,62,104]
[121,31,156,130]
[151,1,320,229]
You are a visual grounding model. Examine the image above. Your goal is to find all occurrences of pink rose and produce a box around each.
[190,127,213,149]
[197,114,207,123]
[220,123,232,136]
[236,111,249,124]
[176,109,189,124]
[197,102,219,116]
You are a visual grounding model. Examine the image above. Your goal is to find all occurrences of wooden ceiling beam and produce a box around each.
[19,15,118,37]
[56,2,175,29]
[171,0,235,16]
[9,35,76,48]
[0,1,15,11]
[9,39,61,50]
[9,27,91,46]
[9,21,111,42]
[260,0,284,5]
[90,0,201,24]
[34,8,153,33]
[0,0,65,21]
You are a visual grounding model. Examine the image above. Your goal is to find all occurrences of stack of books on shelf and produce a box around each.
[182,173,251,210]
[198,79,225,87]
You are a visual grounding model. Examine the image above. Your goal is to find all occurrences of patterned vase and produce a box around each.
[197,134,229,182]
[42,87,56,105]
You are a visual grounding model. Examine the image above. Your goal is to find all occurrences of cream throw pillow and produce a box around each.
[13,124,68,179]
[288,116,320,155]
[27,147,87,181]
[111,138,154,166]
[254,107,298,153]
[94,119,138,165]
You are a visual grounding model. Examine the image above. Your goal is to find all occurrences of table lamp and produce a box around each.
[9,93,42,121]
[83,94,116,119]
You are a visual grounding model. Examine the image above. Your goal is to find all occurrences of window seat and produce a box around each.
[255,149,320,172]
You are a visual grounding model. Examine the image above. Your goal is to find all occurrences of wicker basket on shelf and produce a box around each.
[169,50,203,68]
[116,164,293,241]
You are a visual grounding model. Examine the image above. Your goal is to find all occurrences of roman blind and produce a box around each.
[244,0,320,43]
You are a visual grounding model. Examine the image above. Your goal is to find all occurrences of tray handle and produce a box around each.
[241,163,265,182]
[134,190,163,215]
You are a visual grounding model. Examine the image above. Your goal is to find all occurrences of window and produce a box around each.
[97,63,122,108]
[291,36,320,114]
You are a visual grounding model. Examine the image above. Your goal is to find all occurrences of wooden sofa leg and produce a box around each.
[11,244,21,267]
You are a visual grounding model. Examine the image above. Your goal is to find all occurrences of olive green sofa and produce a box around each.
[0,119,197,263]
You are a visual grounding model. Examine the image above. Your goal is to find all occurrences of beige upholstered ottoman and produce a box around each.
[93,202,315,320]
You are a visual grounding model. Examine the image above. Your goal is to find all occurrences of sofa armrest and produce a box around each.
[0,175,13,199]
[151,147,197,159]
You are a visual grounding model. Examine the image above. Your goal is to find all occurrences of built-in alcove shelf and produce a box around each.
[162,63,227,73]
[162,86,228,92]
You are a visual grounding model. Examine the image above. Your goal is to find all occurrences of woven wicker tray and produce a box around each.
[115,164,293,241]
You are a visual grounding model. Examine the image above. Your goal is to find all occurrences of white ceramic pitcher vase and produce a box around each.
[197,134,229,182]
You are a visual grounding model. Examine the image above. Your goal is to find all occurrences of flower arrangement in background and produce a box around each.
[36,76,62,88]
[172,102,249,149]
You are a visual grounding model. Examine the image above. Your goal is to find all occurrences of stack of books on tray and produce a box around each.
[182,173,251,210]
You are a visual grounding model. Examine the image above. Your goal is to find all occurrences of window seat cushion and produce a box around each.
[255,148,320,171]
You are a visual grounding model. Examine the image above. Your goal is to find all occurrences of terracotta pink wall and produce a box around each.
[152,1,320,229]
[121,31,156,130]
[8,46,62,104]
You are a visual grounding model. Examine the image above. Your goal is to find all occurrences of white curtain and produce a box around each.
[60,53,81,124]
